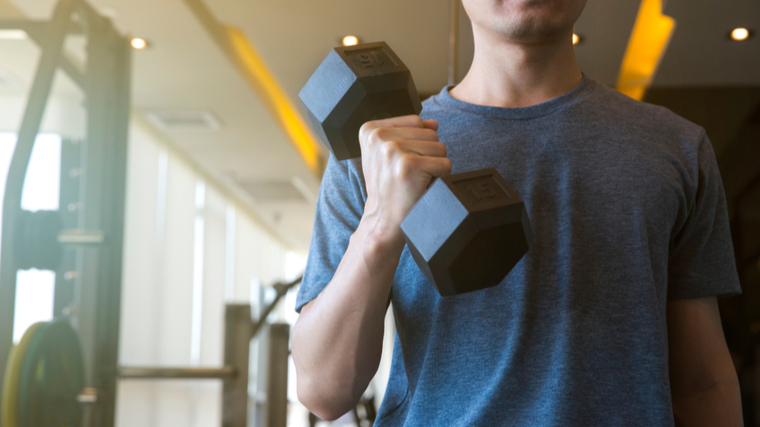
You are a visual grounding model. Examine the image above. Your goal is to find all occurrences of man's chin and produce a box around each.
[496,19,568,44]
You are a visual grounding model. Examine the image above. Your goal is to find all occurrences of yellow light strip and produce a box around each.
[616,0,676,101]
[182,0,325,177]
[225,27,324,175]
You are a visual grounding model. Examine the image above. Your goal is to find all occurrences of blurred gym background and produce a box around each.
[0,0,757,426]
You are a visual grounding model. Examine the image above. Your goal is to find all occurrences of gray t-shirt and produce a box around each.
[296,76,741,426]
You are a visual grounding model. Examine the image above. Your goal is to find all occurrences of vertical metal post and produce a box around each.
[0,0,75,401]
[448,0,460,86]
[54,138,82,317]
[266,323,290,427]
[223,305,253,427]
[755,344,760,425]
[77,7,132,426]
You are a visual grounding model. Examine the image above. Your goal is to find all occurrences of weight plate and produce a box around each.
[17,321,83,427]
[1,323,44,427]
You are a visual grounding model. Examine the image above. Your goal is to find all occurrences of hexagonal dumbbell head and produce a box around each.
[401,169,533,297]
[299,41,422,160]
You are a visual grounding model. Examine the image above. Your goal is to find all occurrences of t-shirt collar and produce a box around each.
[435,74,597,120]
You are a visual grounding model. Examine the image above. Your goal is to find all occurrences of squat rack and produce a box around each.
[0,1,131,426]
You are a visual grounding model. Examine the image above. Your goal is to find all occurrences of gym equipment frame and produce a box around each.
[0,1,131,426]
[0,1,298,425]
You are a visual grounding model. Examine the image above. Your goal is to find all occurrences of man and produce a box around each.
[292,0,743,425]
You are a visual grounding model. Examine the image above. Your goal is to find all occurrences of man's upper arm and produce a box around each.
[667,297,735,393]
[295,156,365,313]
[667,134,740,299]
[667,297,743,425]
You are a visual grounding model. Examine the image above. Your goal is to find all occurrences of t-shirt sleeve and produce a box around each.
[668,133,741,299]
[295,155,366,312]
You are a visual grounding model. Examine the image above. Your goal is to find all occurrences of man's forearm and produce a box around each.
[292,218,405,420]
[672,379,743,427]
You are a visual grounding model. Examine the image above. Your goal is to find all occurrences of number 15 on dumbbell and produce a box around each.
[300,41,533,297]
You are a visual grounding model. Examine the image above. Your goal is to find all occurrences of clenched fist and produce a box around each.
[358,115,451,245]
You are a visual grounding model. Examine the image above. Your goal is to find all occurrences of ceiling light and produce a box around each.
[342,35,359,47]
[572,33,582,45]
[0,30,27,40]
[730,27,750,41]
[130,37,148,50]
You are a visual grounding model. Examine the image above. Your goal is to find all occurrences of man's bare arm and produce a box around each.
[292,222,402,421]
[292,116,450,421]
[667,296,742,426]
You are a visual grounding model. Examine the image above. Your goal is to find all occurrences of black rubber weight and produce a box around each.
[299,41,422,160]
[302,42,534,296]
[18,321,84,427]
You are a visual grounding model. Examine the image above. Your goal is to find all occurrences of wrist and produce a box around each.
[355,210,406,258]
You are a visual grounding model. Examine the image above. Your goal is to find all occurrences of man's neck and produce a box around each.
[450,28,583,108]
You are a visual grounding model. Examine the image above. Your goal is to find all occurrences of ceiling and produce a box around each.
[1,0,759,250]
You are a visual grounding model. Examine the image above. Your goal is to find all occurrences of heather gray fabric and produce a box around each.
[296,76,741,426]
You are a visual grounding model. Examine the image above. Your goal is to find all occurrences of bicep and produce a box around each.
[666,296,735,394]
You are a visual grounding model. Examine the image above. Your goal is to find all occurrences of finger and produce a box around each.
[395,140,447,158]
[416,156,452,179]
[371,127,439,143]
[422,119,439,131]
[368,114,425,129]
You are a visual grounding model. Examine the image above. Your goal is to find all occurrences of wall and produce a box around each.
[115,116,295,427]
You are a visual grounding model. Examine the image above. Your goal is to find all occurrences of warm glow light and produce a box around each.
[227,27,324,175]
[616,0,676,101]
[130,37,148,49]
[572,33,581,45]
[342,35,359,46]
[731,27,750,41]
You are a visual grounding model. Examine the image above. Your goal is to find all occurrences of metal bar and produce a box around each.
[448,0,460,86]
[250,276,302,340]
[2,21,88,90]
[54,138,82,318]
[59,54,87,89]
[223,305,253,427]
[79,6,132,427]
[118,366,236,380]
[71,0,106,24]
[266,324,290,427]
[0,20,84,37]
[0,0,75,406]
[58,229,105,245]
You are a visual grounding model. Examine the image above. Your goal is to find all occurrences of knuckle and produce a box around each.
[372,127,389,142]
[395,155,416,179]
[442,158,452,174]
[362,119,380,132]
[359,121,376,140]
[380,140,398,161]
[365,128,384,150]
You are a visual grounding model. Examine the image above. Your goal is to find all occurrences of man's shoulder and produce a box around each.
[589,82,706,143]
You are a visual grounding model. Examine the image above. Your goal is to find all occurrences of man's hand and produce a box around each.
[358,115,451,245]
[668,296,743,426]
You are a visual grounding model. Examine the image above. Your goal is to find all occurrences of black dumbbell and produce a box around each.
[300,42,533,296]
